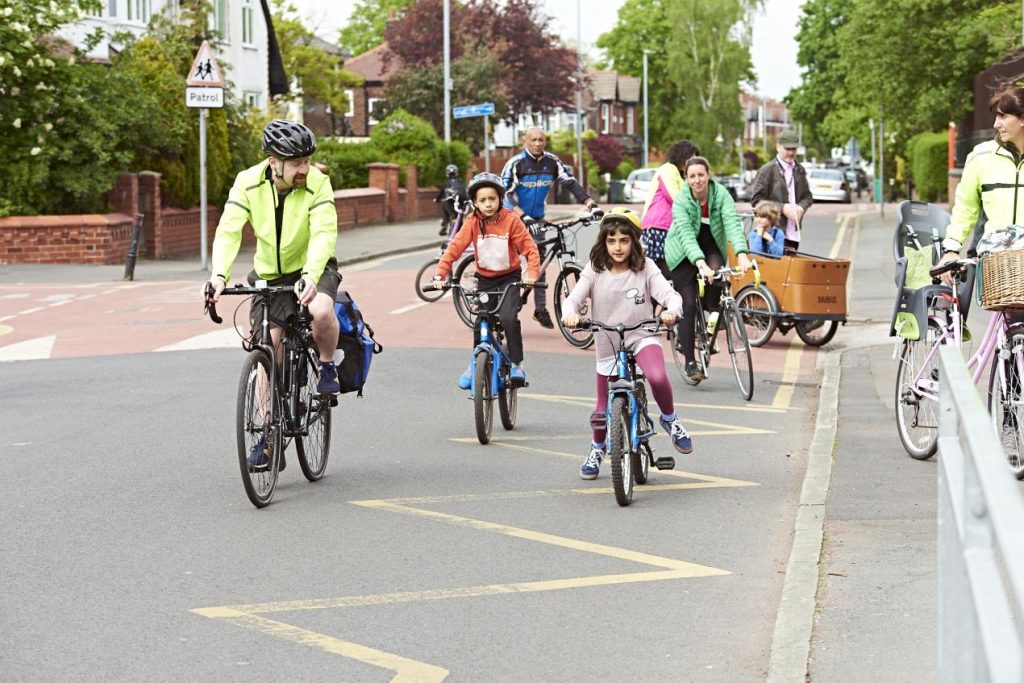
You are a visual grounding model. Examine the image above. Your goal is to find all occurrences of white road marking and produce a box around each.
[39,294,75,303]
[154,329,241,352]
[16,307,44,315]
[0,293,30,300]
[0,335,56,362]
[390,301,430,315]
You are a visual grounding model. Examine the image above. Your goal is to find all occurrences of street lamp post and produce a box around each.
[443,0,451,143]
[576,0,584,182]
[642,49,650,168]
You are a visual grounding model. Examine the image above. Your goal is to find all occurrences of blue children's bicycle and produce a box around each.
[578,317,676,506]
[424,280,545,443]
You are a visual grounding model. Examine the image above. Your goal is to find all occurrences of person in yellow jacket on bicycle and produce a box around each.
[206,119,342,395]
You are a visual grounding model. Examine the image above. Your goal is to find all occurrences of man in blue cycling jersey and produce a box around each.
[502,126,603,328]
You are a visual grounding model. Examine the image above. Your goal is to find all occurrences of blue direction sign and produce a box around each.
[453,102,495,119]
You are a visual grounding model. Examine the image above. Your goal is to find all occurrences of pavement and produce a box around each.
[0,201,943,680]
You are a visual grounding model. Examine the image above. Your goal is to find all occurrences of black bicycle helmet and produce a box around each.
[445,164,459,177]
[262,119,317,159]
[467,172,505,201]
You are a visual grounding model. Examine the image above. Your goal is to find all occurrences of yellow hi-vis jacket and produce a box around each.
[211,160,337,282]
[944,138,1024,252]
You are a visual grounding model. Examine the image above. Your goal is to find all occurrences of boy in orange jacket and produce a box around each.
[434,172,540,387]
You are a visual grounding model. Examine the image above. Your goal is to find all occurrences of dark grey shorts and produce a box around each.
[248,257,342,327]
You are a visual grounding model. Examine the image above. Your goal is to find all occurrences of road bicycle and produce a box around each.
[414,194,471,303]
[451,215,595,347]
[670,265,759,401]
[577,317,677,506]
[204,281,333,507]
[894,258,1024,476]
[424,280,545,444]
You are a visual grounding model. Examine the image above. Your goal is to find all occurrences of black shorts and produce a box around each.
[248,257,342,327]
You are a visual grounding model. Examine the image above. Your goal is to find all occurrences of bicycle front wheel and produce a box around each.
[988,332,1024,479]
[236,350,281,508]
[681,313,708,387]
[473,349,494,444]
[735,286,777,347]
[414,257,445,303]
[296,352,331,482]
[553,264,594,349]
[608,395,634,506]
[894,323,941,460]
[724,303,754,401]
[453,256,478,329]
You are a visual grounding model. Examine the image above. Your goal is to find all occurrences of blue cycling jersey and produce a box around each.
[501,150,590,220]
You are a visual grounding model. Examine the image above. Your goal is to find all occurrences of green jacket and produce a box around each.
[944,138,1024,252]
[211,160,337,282]
[665,179,749,270]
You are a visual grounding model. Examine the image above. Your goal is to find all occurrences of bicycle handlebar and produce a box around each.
[928,257,976,279]
[537,215,594,231]
[575,317,665,335]
[697,262,761,297]
[419,280,547,294]
[204,281,309,326]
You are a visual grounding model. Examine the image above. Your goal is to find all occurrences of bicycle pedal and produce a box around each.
[654,456,676,470]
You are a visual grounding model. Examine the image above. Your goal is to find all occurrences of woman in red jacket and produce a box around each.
[434,172,540,388]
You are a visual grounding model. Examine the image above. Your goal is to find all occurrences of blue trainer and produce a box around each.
[247,435,271,470]
[580,446,604,480]
[509,365,527,387]
[458,365,473,390]
[659,416,693,454]
[317,361,340,394]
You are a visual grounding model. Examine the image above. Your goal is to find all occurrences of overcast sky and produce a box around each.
[289,0,805,100]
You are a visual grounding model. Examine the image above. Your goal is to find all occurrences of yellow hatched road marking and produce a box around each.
[189,608,449,682]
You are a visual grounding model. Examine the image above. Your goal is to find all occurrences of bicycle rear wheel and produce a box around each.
[296,351,331,482]
[724,303,754,401]
[988,332,1024,479]
[453,256,478,329]
[498,378,517,430]
[894,322,942,460]
[415,257,445,302]
[237,350,281,508]
[796,319,839,346]
[553,264,594,348]
[473,349,494,444]
[608,395,634,506]
[735,286,777,347]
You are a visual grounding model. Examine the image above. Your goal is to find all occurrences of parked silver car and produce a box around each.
[623,167,656,203]
[807,168,851,203]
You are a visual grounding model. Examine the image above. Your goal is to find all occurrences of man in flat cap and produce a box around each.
[750,129,813,251]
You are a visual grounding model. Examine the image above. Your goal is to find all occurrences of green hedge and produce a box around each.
[907,131,948,202]
[316,140,383,190]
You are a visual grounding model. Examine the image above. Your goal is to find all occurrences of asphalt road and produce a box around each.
[1,210,858,681]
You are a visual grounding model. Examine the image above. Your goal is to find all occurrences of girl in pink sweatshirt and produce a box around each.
[561,209,694,480]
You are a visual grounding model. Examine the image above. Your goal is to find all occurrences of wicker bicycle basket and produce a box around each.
[981,249,1024,311]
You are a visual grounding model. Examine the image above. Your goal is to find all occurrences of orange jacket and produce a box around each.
[436,208,541,280]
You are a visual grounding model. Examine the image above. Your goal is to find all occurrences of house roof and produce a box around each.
[343,42,402,83]
[587,69,640,103]
[618,76,640,103]
[306,35,347,58]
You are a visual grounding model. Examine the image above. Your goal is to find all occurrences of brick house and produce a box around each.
[341,43,403,138]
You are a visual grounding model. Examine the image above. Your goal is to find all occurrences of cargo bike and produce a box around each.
[728,215,851,347]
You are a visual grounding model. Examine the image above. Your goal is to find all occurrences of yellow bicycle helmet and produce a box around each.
[600,207,642,231]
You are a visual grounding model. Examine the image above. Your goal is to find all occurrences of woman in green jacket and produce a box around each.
[665,156,752,382]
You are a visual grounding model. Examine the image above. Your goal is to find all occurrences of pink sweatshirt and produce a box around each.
[563,258,683,364]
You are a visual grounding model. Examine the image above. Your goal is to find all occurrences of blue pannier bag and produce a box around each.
[334,290,382,396]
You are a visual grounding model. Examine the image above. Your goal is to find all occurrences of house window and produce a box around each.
[368,97,381,125]
[126,0,150,22]
[241,0,254,45]
[243,91,260,109]
[626,105,634,135]
[600,103,609,134]
[212,0,229,40]
[108,0,117,16]
[343,89,354,117]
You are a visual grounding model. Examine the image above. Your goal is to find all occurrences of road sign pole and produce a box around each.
[484,114,490,173]
[199,108,208,271]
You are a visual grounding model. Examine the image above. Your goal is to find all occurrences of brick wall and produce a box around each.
[159,206,225,258]
[0,214,134,264]
[336,188,387,229]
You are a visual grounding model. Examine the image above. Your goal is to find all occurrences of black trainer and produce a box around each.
[533,309,554,329]
[685,361,705,382]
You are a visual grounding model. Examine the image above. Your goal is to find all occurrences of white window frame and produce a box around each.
[600,103,609,134]
[212,0,229,41]
[343,89,355,118]
[368,97,381,125]
[241,0,254,46]
[243,91,260,109]
[126,0,150,23]
[626,105,635,135]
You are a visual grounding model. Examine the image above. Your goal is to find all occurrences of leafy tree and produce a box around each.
[597,0,760,168]
[272,0,362,117]
[380,48,506,151]
[338,0,414,56]
[382,0,576,128]
[586,135,625,174]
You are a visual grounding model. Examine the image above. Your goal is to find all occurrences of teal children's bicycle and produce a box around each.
[578,317,676,507]
[423,280,545,444]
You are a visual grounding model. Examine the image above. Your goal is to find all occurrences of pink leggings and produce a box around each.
[592,344,675,444]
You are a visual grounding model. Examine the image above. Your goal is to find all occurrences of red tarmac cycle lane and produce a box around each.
[0,266,818,387]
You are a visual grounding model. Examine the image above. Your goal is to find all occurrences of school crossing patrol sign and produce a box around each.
[185,41,224,109]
